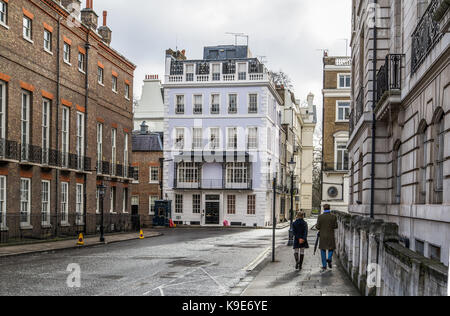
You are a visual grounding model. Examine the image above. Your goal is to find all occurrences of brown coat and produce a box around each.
[316,213,338,250]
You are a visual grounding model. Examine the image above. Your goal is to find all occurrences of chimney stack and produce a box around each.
[61,0,81,11]
[98,10,112,45]
[81,0,98,30]
[307,93,314,106]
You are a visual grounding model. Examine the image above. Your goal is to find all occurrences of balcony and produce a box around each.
[355,87,364,124]
[411,0,445,74]
[166,59,274,88]
[323,161,349,173]
[20,144,42,164]
[175,179,253,190]
[375,54,402,118]
[0,139,20,161]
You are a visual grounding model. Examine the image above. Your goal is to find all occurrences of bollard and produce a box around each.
[139,230,144,240]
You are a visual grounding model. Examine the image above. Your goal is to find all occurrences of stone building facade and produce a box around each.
[131,123,163,228]
[133,75,165,132]
[348,0,449,265]
[321,54,351,213]
[0,0,135,240]
[279,87,317,218]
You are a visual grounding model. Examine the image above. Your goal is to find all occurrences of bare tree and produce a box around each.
[268,70,293,90]
[312,147,323,213]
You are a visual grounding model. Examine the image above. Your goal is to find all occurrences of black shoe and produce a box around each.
[327,259,333,269]
[321,267,327,273]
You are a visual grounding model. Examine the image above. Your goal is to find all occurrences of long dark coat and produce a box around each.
[316,212,338,250]
[292,219,309,249]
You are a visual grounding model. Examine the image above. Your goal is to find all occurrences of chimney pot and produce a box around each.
[103,11,107,27]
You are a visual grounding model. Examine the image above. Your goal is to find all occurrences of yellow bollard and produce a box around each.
[139,230,144,239]
[77,233,85,246]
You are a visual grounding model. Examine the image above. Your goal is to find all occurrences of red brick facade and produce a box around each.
[0,0,135,238]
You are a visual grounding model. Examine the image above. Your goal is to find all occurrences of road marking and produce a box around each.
[242,246,271,272]
[200,267,224,290]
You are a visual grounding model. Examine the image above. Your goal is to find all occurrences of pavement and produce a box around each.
[237,219,361,296]
[0,230,162,258]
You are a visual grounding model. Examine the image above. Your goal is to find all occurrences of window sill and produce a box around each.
[64,61,72,67]
[41,224,52,229]
[125,97,130,101]
[0,226,8,232]
[98,82,104,86]
[60,223,71,227]
[79,69,86,74]
[23,37,34,44]
[112,90,118,94]
[20,224,33,230]
[44,49,53,56]
[0,22,9,30]
[336,120,349,123]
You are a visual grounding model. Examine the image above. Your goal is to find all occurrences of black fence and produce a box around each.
[0,213,142,244]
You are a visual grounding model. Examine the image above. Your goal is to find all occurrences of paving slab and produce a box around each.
[241,223,360,297]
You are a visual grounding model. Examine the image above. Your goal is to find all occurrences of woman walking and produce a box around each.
[292,211,309,270]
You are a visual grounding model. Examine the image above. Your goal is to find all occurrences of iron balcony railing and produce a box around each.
[411,0,444,74]
[349,111,355,135]
[175,179,253,190]
[0,139,20,161]
[355,87,364,124]
[376,54,402,103]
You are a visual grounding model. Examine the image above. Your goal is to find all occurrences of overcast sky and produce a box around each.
[93,0,352,136]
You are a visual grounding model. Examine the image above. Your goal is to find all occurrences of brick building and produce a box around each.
[321,54,351,212]
[131,123,163,228]
[0,0,136,241]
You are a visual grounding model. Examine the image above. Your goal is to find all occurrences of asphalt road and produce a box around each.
[0,227,289,296]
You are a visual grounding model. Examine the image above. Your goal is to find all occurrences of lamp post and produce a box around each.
[98,183,106,243]
[287,157,296,246]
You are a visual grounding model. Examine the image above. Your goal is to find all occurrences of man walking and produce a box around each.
[316,204,338,271]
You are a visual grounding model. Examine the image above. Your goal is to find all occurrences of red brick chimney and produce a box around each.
[98,10,112,45]
[81,0,98,30]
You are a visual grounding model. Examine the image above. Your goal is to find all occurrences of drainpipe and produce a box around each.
[370,0,378,219]
[83,31,91,234]
[55,17,61,236]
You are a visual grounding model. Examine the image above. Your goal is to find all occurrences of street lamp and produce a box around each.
[98,183,106,243]
[287,157,296,246]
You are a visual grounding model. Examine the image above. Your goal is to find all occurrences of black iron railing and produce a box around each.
[0,213,142,244]
[175,179,253,190]
[411,0,443,74]
[101,161,110,175]
[20,144,42,164]
[349,111,355,135]
[116,164,124,177]
[355,87,364,124]
[0,139,19,160]
[376,54,402,103]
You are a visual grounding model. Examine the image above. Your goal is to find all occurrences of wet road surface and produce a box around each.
[0,227,288,296]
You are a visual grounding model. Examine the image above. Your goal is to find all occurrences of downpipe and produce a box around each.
[370,0,378,219]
